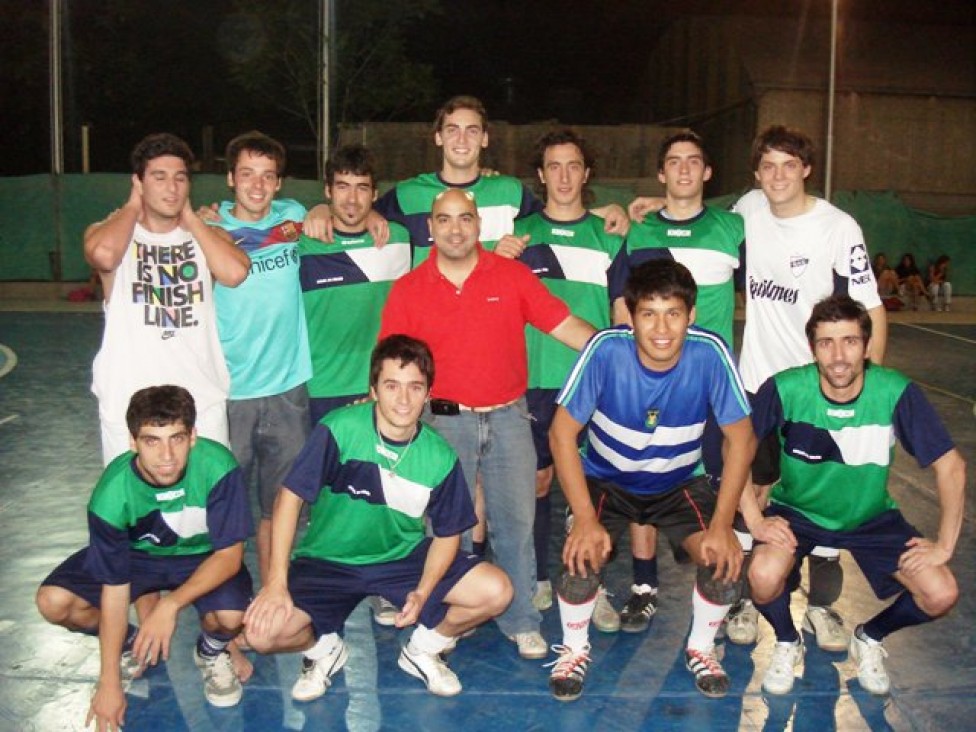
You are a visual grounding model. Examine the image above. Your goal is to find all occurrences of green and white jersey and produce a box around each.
[375,172,540,265]
[617,207,743,348]
[298,226,411,400]
[752,363,955,531]
[516,211,626,389]
[86,438,251,583]
[284,402,476,565]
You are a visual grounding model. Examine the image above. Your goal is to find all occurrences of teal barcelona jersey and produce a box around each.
[212,198,312,399]
[516,211,625,389]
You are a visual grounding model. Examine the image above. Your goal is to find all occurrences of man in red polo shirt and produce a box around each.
[380,188,595,660]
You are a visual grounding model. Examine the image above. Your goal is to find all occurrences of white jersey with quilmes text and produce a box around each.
[739,197,880,392]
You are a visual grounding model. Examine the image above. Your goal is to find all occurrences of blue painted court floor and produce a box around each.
[0,312,973,731]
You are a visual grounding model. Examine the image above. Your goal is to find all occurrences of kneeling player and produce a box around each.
[745,295,964,696]
[36,386,254,731]
[547,260,756,701]
[243,334,513,698]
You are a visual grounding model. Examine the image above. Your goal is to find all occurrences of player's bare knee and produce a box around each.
[696,564,741,605]
[35,585,74,625]
[204,609,245,636]
[556,567,600,604]
[921,571,959,617]
[748,556,785,603]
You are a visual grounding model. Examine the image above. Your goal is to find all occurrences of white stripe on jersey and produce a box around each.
[668,248,740,286]
[592,409,705,449]
[162,506,209,538]
[589,429,702,474]
[380,470,432,519]
[550,245,613,286]
[479,205,520,243]
[830,424,896,467]
[346,242,411,282]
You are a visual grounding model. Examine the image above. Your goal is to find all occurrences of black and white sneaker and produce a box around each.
[291,640,349,702]
[546,644,591,702]
[685,646,730,698]
[619,584,658,633]
[398,644,462,696]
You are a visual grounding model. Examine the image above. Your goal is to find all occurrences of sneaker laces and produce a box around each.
[858,640,888,672]
[544,644,590,680]
[769,642,800,674]
[207,652,237,688]
[687,647,724,678]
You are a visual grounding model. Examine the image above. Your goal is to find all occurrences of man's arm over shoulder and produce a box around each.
[180,202,250,286]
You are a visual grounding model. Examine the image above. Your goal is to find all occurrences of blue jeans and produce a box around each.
[424,398,541,636]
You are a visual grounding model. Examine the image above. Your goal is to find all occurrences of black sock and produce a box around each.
[632,557,658,589]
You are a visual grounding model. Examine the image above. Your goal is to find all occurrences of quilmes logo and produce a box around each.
[645,409,659,430]
[790,254,809,278]
[748,276,799,304]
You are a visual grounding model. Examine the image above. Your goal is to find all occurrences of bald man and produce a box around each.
[380,188,596,661]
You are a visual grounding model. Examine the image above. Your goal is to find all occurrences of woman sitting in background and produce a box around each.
[895,253,928,310]
[872,253,900,297]
[927,255,952,311]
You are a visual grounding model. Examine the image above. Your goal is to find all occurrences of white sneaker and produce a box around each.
[533,580,553,611]
[762,640,804,695]
[508,631,548,659]
[290,639,349,702]
[727,599,760,645]
[193,649,243,708]
[120,650,144,682]
[398,644,462,696]
[802,605,849,652]
[592,586,621,633]
[849,631,890,695]
[369,596,398,627]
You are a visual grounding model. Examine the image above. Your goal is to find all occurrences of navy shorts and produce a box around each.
[763,504,922,599]
[526,388,560,470]
[289,538,482,637]
[309,393,366,428]
[41,547,253,615]
[588,475,716,554]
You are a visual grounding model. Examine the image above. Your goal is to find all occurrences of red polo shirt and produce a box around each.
[380,246,571,407]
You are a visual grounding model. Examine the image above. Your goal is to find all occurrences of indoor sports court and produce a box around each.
[0,302,973,731]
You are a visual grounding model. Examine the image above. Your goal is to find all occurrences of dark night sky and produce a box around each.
[1,0,972,175]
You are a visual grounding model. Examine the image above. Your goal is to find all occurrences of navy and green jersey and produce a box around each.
[752,363,955,531]
[212,199,312,399]
[298,225,411,401]
[515,212,626,389]
[375,172,541,265]
[85,438,251,585]
[283,402,475,565]
[614,207,743,348]
[558,326,750,496]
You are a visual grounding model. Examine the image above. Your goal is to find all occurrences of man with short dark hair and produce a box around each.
[745,295,964,696]
[546,260,755,702]
[609,129,745,633]
[210,130,311,586]
[515,128,626,614]
[86,133,250,465]
[299,144,411,426]
[36,386,254,729]
[243,335,512,699]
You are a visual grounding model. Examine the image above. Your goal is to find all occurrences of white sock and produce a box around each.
[558,592,597,652]
[305,632,341,661]
[686,584,730,652]
[407,624,453,655]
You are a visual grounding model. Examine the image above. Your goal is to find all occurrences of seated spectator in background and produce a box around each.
[894,253,929,310]
[872,253,899,297]
[927,255,952,312]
